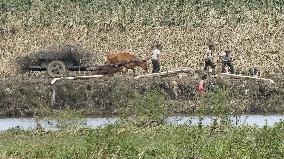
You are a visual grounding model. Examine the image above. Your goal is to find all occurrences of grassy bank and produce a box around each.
[1,122,284,158]
[1,74,284,158]
[1,0,284,76]
[0,76,284,117]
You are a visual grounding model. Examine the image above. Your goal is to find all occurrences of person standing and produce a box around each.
[204,43,216,73]
[220,49,234,74]
[151,44,161,73]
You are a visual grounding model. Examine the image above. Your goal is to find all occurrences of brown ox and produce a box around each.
[122,60,148,76]
[106,52,138,64]
[88,64,124,76]
[106,52,148,76]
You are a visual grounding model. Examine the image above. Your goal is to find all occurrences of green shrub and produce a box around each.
[121,89,167,126]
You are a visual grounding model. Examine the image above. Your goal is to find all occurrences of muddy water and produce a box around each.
[0,115,283,131]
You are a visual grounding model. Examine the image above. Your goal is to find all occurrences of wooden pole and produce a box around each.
[51,75,104,85]
[134,68,194,79]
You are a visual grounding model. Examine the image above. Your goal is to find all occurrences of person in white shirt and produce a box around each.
[151,44,161,73]
[204,43,216,73]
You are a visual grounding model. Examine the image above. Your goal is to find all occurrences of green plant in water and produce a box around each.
[121,90,167,126]
[197,88,233,126]
[198,88,230,115]
[48,107,86,129]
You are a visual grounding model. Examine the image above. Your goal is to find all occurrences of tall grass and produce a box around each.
[120,89,168,126]
[1,119,284,158]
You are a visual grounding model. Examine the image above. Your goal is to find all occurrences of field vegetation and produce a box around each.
[1,1,284,158]
[1,123,284,158]
[0,89,284,158]
[1,0,284,76]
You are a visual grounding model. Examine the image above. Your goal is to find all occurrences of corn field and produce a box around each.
[0,0,284,76]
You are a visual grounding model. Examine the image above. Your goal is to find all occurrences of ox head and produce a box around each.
[139,60,148,73]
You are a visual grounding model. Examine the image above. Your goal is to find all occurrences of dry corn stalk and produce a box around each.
[1,0,283,76]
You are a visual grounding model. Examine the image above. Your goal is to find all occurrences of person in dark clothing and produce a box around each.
[151,44,161,73]
[204,43,216,73]
[249,67,261,77]
[220,50,234,74]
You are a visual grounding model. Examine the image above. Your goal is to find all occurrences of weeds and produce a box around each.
[0,77,283,158]
[0,122,284,158]
[120,89,167,126]
[0,76,283,117]
[198,88,231,116]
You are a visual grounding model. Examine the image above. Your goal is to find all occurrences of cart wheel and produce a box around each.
[47,60,67,78]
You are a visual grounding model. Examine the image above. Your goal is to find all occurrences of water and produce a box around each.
[0,115,283,132]
[167,115,284,127]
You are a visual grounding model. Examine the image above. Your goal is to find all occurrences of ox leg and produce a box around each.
[132,69,136,77]
[122,67,128,75]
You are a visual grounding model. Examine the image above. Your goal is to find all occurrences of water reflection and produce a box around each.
[167,115,284,127]
[85,117,117,128]
[0,115,283,132]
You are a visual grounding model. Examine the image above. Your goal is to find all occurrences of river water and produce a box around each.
[0,115,283,131]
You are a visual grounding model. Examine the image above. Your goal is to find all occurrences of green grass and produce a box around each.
[0,122,284,158]
[0,87,284,158]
